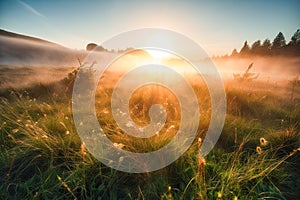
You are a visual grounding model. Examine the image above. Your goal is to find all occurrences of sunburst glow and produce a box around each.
[146,49,173,64]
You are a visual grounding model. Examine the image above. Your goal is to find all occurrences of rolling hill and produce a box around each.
[0,29,85,66]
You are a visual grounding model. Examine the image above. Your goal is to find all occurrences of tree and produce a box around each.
[287,29,300,56]
[261,39,271,55]
[262,39,271,49]
[272,32,286,49]
[239,41,250,55]
[86,43,98,51]
[290,29,300,46]
[86,43,105,51]
[251,40,262,54]
[231,48,239,56]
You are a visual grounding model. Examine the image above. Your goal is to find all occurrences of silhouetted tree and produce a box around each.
[86,43,97,51]
[231,48,238,56]
[286,29,300,56]
[86,43,106,51]
[251,40,262,54]
[262,39,271,49]
[239,41,250,55]
[224,30,300,58]
[290,29,300,46]
[272,32,286,49]
[258,39,271,55]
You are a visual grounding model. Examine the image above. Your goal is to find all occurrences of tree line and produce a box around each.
[86,43,135,53]
[228,29,300,58]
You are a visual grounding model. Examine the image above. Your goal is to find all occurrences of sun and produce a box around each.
[146,49,173,64]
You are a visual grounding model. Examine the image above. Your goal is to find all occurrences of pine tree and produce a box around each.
[272,32,286,49]
[239,41,250,55]
[262,39,271,49]
[231,48,239,56]
[261,39,271,55]
[251,40,262,54]
[290,29,300,46]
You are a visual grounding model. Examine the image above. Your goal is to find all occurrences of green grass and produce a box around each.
[0,70,299,199]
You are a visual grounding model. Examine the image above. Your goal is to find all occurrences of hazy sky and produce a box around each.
[0,0,299,56]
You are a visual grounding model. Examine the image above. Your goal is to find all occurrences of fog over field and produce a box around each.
[0,31,86,67]
[213,56,300,80]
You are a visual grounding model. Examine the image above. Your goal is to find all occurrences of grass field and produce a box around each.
[0,66,299,199]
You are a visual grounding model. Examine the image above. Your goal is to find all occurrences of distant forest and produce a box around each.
[217,29,300,58]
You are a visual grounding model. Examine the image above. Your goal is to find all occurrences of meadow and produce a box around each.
[0,64,299,200]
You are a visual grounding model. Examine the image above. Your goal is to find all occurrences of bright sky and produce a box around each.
[0,0,299,56]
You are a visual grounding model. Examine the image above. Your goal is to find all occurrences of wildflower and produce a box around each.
[197,137,206,181]
[259,137,268,146]
[17,119,21,123]
[198,157,206,166]
[81,143,87,158]
[108,160,113,165]
[198,137,202,144]
[65,130,70,135]
[43,114,47,117]
[79,122,83,126]
[12,129,19,133]
[113,143,125,149]
[166,125,174,133]
[256,146,262,155]
[119,156,124,163]
[42,135,49,139]
[33,191,38,198]
[126,121,133,127]
[233,196,238,200]
[168,186,173,200]
[25,124,33,128]
[65,116,69,120]
[217,191,222,199]
[198,137,202,151]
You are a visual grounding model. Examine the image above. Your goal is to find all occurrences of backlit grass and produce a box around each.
[0,68,299,199]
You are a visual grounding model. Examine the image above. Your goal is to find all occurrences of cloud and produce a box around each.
[18,0,46,18]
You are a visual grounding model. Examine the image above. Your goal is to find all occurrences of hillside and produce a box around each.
[0,29,64,48]
[0,29,85,66]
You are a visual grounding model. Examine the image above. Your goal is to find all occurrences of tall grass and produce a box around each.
[0,71,299,199]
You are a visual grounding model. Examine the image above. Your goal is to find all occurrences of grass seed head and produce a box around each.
[256,146,262,155]
[12,129,19,133]
[80,143,87,158]
[259,137,268,146]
